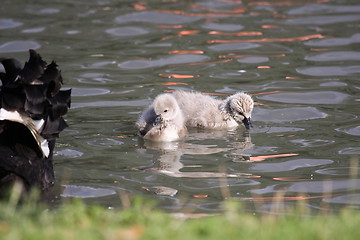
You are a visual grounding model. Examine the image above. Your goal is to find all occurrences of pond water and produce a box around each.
[1,0,360,214]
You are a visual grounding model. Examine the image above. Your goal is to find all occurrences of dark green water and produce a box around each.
[1,0,360,214]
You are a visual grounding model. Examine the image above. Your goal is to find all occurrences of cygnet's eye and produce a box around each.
[164,109,168,113]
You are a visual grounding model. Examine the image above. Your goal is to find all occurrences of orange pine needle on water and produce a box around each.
[160,82,189,86]
[250,153,299,162]
[159,73,199,79]
[254,102,270,107]
[208,31,263,37]
[156,25,183,29]
[239,194,325,201]
[133,3,147,11]
[252,90,283,96]
[261,24,281,29]
[208,34,326,44]
[178,30,200,36]
[193,194,208,198]
[168,50,204,54]
[286,76,300,79]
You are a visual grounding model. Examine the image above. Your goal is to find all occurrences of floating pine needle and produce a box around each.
[159,73,198,79]
[193,195,208,198]
[168,50,204,54]
[250,153,299,162]
[156,25,183,29]
[237,194,327,201]
[208,34,326,44]
[178,30,200,36]
[251,90,283,96]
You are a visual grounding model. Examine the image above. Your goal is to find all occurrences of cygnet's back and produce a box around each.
[136,93,186,142]
[172,90,253,129]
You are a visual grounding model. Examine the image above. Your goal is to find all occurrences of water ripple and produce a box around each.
[315,167,354,176]
[55,148,84,158]
[181,178,260,190]
[287,4,360,15]
[38,8,60,14]
[72,100,147,109]
[201,22,244,31]
[285,14,360,25]
[71,87,110,97]
[305,33,360,47]
[254,107,327,123]
[61,185,116,198]
[336,125,360,136]
[338,147,360,155]
[305,51,360,61]
[323,194,360,205]
[208,42,260,51]
[115,11,202,25]
[106,26,149,37]
[0,18,23,29]
[0,40,41,53]
[258,91,349,104]
[77,73,113,83]
[259,127,304,133]
[250,159,333,173]
[237,56,269,63]
[297,65,360,76]
[290,139,335,147]
[118,54,210,69]
[210,70,260,80]
[21,27,46,33]
[251,179,360,194]
[87,138,124,148]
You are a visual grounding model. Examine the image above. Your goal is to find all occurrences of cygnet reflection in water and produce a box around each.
[172,90,254,130]
[136,128,254,179]
[136,93,187,142]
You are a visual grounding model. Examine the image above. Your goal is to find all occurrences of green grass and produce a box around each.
[1,188,360,240]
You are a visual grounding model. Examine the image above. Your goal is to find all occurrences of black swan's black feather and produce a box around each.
[0,49,71,191]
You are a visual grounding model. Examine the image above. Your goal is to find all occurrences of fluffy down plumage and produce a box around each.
[172,90,253,129]
[136,93,186,142]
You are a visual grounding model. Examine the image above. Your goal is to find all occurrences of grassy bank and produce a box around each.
[1,190,360,240]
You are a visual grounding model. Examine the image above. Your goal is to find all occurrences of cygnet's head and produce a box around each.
[227,93,254,129]
[153,94,180,123]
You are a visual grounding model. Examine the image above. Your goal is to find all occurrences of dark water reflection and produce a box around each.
[1,0,360,214]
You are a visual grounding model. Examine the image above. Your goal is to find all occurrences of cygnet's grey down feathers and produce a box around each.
[172,90,253,129]
[136,93,186,142]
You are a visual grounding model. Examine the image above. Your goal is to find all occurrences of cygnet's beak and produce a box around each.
[154,114,163,125]
[242,117,253,129]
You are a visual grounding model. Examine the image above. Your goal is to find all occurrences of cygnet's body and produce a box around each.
[172,90,253,129]
[136,94,187,142]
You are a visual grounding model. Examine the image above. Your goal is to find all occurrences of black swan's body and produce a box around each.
[0,49,71,190]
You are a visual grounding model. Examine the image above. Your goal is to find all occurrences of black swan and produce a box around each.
[0,49,71,191]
